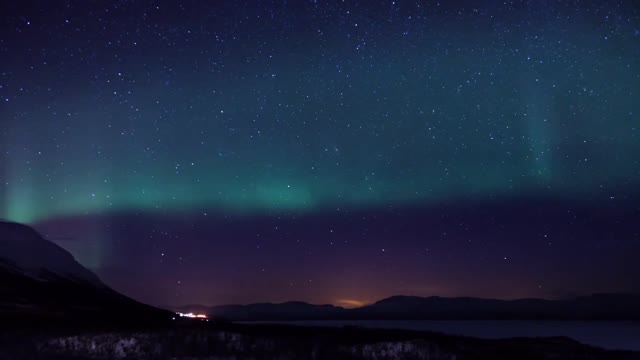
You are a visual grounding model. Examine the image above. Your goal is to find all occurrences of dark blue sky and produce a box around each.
[1,0,639,306]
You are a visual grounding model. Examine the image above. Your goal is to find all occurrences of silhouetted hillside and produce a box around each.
[192,293,640,321]
[0,221,173,328]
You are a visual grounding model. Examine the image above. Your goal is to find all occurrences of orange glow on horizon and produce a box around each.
[336,299,368,308]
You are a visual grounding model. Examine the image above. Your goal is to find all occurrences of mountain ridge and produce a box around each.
[172,293,640,321]
[0,221,104,286]
[0,221,173,328]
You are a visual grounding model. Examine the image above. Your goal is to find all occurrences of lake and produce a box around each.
[244,320,640,351]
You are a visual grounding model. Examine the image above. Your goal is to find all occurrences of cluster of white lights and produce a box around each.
[176,312,208,319]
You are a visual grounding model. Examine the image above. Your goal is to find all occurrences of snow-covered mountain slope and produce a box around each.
[0,221,103,286]
[0,221,172,327]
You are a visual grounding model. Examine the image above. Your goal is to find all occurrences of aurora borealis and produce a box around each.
[1,1,640,307]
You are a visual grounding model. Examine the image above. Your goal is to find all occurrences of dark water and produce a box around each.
[248,320,640,351]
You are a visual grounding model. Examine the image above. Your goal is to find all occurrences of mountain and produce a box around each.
[192,294,640,321]
[0,221,103,285]
[351,294,640,320]
[0,221,172,328]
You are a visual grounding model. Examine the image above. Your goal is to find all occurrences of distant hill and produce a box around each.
[211,301,346,321]
[349,294,640,320]
[178,293,640,321]
[0,221,173,328]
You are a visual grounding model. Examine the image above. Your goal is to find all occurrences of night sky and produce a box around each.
[1,0,639,307]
